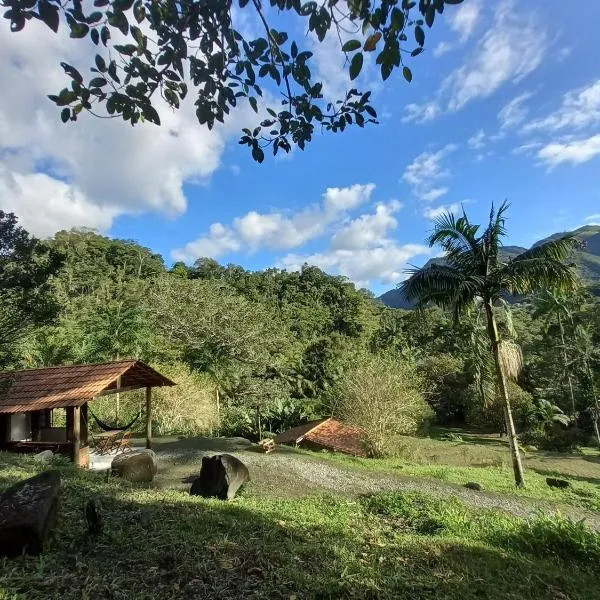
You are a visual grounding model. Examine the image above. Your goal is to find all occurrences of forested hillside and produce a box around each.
[2,213,600,452]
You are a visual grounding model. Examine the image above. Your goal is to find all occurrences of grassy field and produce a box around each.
[320,429,600,513]
[1,437,600,600]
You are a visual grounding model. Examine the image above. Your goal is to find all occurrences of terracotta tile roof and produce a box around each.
[275,417,367,457]
[0,360,175,414]
[274,419,330,444]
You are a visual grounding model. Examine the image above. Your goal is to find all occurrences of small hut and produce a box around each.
[275,417,367,457]
[0,360,174,467]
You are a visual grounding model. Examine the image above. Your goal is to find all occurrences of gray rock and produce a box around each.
[229,437,253,447]
[546,477,571,489]
[0,470,61,557]
[33,450,54,464]
[111,449,157,483]
[190,454,249,500]
[464,481,484,491]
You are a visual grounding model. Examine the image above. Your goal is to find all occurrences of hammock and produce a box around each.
[89,409,141,432]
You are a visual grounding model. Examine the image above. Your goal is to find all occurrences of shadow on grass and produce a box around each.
[531,467,600,487]
[1,465,598,600]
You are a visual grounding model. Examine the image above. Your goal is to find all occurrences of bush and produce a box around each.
[334,353,432,457]
[465,381,534,433]
[419,353,470,424]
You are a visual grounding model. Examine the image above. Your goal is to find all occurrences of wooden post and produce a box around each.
[72,405,81,466]
[66,407,74,442]
[145,386,152,449]
[115,374,121,425]
[80,403,89,446]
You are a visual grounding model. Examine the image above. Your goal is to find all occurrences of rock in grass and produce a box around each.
[190,454,249,501]
[464,482,484,491]
[0,470,61,557]
[33,450,54,464]
[111,449,157,483]
[546,477,571,489]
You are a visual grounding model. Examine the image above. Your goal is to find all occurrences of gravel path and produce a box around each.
[148,443,600,531]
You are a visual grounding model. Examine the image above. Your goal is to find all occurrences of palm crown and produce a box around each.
[400,202,578,317]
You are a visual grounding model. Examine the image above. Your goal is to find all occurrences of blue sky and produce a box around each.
[1,1,600,295]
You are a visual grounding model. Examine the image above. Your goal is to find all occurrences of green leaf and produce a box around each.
[38,0,59,33]
[101,25,110,45]
[142,104,160,125]
[249,96,258,113]
[89,77,107,87]
[415,25,425,47]
[349,52,363,80]
[60,108,70,123]
[95,54,106,72]
[61,62,83,84]
[251,145,265,163]
[342,39,361,52]
[403,66,412,82]
[69,21,89,38]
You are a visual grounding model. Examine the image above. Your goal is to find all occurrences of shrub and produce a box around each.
[334,353,432,457]
[419,353,470,425]
[465,381,534,433]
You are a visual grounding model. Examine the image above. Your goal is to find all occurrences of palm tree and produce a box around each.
[400,203,577,487]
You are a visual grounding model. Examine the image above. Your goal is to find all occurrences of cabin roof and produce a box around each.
[275,417,367,457]
[0,360,174,414]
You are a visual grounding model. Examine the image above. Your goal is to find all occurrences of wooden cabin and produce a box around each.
[0,360,174,467]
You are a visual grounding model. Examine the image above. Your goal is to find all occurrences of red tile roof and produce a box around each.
[0,360,175,414]
[275,417,367,457]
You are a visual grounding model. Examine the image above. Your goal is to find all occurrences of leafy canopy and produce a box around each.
[2,0,463,161]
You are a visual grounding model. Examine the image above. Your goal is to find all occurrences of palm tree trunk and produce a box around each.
[485,301,526,488]
[583,360,600,449]
[557,314,576,419]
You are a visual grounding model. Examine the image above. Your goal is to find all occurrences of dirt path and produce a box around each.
[148,440,600,531]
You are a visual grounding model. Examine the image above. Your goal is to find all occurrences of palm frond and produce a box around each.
[504,236,578,295]
[427,211,481,260]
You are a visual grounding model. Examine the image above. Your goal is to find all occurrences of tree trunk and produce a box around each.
[485,301,525,488]
[558,314,576,419]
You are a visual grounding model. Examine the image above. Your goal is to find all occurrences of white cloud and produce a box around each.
[423,202,463,220]
[331,201,401,250]
[402,101,441,124]
[443,0,547,112]
[0,167,117,237]
[524,80,600,133]
[584,214,600,225]
[420,187,449,203]
[281,243,431,289]
[450,1,482,42]
[467,129,486,150]
[171,183,376,261]
[512,141,543,156]
[0,19,257,237]
[433,41,453,58]
[498,92,534,129]
[402,144,457,201]
[536,135,600,168]
[433,1,481,57]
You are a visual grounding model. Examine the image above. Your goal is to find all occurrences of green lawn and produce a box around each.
[1,450,600,600]
[319,429,600,513]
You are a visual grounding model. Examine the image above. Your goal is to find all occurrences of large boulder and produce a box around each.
[111,449,157,483]
[190,454,249,500]
[0,470,61,557]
